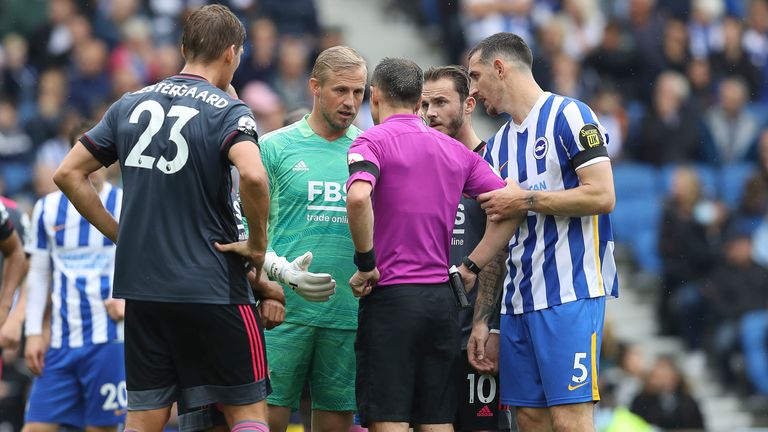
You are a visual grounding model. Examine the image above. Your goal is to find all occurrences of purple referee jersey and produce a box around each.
[346,114,505,287]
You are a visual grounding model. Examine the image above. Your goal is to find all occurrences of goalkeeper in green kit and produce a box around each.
[256,46,367,432]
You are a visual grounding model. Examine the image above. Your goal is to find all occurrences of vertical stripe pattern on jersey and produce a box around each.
[485,92,619,315]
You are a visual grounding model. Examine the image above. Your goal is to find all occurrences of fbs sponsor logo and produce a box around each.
[292,160,309,172]
[476,405,493,417]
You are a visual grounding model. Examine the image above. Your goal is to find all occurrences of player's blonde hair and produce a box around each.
[311,46,367,85]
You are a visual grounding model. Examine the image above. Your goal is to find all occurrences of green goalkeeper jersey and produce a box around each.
[256,115,361,329]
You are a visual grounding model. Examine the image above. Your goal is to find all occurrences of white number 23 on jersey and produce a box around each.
[126,100,199,174]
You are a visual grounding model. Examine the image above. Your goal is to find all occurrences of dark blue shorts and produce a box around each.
[499,297,605,408]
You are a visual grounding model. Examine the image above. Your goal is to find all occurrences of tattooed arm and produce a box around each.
[474,247,507,327]
[470,247,507,374]
[462,212,519,373]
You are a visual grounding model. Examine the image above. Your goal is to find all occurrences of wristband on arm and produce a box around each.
[354,249,376,272]
[462,256,482,274]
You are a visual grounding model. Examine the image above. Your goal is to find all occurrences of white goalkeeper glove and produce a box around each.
[264,251,336,302]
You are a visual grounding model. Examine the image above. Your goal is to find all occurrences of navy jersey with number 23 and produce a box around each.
[81,73,259,305]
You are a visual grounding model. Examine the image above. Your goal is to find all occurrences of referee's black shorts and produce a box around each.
[124,300,270,412]
[356,283,460,426]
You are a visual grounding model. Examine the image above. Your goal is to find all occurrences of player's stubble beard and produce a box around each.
[479,96,498,117]
[319,95,355,131]
[444,110,465,140]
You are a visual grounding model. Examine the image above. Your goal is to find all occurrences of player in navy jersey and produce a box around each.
[460,33,618,431]
[53,5,279,431]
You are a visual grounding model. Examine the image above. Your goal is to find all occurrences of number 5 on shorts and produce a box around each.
[571,352,588,384]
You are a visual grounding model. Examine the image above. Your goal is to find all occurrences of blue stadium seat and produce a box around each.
[718,162,758,209]
[612,196,663,274]
[659,163,718,199]
[631,229,662,274]
[611,197,663,243]
[612,162,658,202]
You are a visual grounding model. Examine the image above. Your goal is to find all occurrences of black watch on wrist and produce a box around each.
[462,256,481,275]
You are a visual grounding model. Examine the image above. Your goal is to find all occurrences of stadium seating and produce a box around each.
[659,163,719,198]
[718,162,758,210]
[612,163,659,202]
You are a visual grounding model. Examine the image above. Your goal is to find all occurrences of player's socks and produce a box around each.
[231,420,269,432]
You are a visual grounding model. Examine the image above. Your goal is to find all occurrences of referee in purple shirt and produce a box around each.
[345,58,518,432]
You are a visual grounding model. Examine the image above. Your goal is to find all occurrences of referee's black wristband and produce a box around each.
[354,249,376,272]
[462,256,482,275]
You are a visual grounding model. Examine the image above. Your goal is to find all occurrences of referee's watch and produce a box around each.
[462,256,482,275]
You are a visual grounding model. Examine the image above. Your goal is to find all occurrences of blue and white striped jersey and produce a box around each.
[484,92,619,315]
[26,183,123,348]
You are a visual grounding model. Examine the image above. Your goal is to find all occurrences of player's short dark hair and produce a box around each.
[371,57,423,108]
[468,32,533,70]
[424,65,470,103]
[182,4,245,64]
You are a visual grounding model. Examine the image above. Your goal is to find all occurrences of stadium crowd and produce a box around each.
[0,0,768,430]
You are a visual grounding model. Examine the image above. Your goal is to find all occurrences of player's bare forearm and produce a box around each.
[346,181,374,252]
[239,168,269,254]
[530,161,615,217]
[468,215,521,268]
[0,233,25,323]
[230,141,270,256]
[249,269,285,305]
[474,247,506,326]
[8,281,27,323]
[59,176,118,242]
[54,144,119,242]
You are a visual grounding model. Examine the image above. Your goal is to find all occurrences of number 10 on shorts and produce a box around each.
[466,373,497,404]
